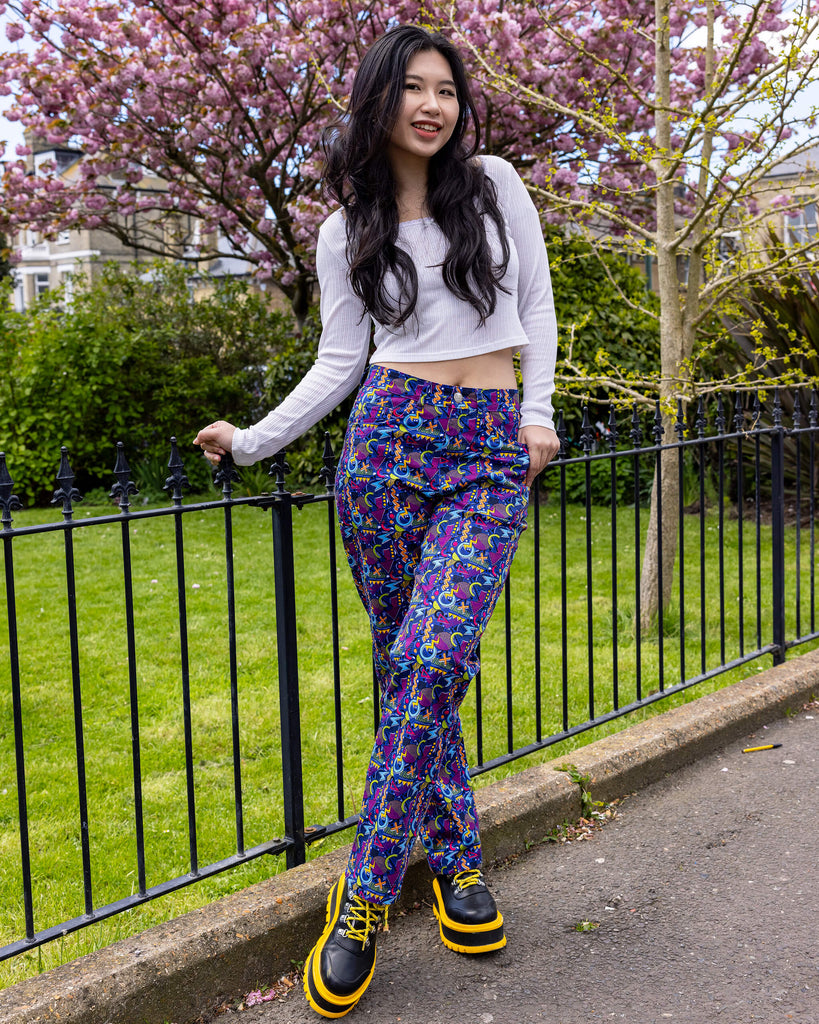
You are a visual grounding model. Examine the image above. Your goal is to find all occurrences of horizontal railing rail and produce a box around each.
[1,389,816,963]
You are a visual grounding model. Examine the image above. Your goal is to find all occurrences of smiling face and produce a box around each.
[387,48,460,171]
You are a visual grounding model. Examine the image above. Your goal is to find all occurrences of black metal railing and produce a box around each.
[1,390,817,962]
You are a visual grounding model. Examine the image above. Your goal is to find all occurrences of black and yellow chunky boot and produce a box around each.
[432,868,506,954]
[303,875,387,1018]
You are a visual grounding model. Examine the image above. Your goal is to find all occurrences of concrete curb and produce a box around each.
[2,650,818,1024]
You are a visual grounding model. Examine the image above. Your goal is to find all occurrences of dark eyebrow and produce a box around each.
[405,73,457,88]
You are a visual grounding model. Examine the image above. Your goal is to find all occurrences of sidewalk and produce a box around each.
[236,704,819,1024]
[1,652,817,1024]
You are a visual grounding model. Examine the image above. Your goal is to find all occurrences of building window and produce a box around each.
[785,200,817,245]
[35,272,50,297]
[183,218,202,258]
[57,230,71,245]
[59,269,75,304]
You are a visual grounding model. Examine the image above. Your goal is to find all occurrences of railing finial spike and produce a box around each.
[0,451,22,529]
[51,446,83,519]
[164,437,191,505]
[652,401,664,446]
[213,451,240,499]
[695,396,707,438]
[110,441,138,513]
[733,391,744,434]
[319,431,336,492]
[630,403,643,448]
[269,450,290,495]
[579,405,595,454]
[675,398,685,442]
[606,406,619,451]
[715,394,726,435]
[772,388,783,427]
[556,408,568,459]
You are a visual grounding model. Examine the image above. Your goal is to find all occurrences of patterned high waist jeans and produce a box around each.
[335,365,531,906]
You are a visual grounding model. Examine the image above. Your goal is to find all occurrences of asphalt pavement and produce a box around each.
[232,705,818,1024]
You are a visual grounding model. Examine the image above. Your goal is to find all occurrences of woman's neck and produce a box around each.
[391,154,430,223]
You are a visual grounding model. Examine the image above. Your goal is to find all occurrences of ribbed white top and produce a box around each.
[231,155,557,465]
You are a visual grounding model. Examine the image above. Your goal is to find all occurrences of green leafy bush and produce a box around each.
[547,232,661,467]
[554,454,654,508]
[0,262,294,503]
[549,232,661,377]
[712,232,819,492]
[1,236,663,505]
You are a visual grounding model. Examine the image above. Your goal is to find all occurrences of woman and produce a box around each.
[194,24,559,1018]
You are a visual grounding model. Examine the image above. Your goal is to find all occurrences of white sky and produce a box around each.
[0,9,35,159]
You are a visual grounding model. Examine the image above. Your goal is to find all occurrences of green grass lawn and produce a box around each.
[0,490,815,989]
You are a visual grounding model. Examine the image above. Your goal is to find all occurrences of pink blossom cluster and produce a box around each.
[0,0,808,304]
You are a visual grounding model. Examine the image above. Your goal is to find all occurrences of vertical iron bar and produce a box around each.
[630,407,643,702]
[320,434,346,821]
[329,501,345,819]
[608,409,619,709]
[0,456,34,940]
[770,393,786,665]
[810,391,817,634]
[269,453,306,867]
[171,469,198,875]
[716,397,726,665]
[4,535,34,938]
[505,576,513,753]
[652,404,665,690]
[734,396,745,658]
[533,476,542,742]
[212,453,243,854]
[557,414,570,730]
[675,402,686,684]
[753,393,762,650]
[54,449,93,916]
[110,444,147,893]
[696,400,707,675]
[580,408,595,719]
[793,402,802,639]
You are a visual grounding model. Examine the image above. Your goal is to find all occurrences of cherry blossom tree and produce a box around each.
[0,0,717,316]
[448,0,819,622]
[0,0,612,317]
[0,1,403,317]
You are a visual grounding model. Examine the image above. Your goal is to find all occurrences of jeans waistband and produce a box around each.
[363,365,520,415]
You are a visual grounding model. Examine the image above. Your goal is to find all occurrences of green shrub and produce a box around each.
[547,232,661,445]
[552,454,654,508]
[549,232,660,372]
[0,263,295,504]
[0,236,662,505]
[709,231,819,491]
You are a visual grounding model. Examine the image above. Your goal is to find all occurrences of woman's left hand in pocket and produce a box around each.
[517,425,560,488]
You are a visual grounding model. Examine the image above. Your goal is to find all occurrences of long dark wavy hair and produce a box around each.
[321,25,510,328]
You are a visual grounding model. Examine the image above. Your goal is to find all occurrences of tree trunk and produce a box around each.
[639,418,679,630]
[639,0,679,626]
[639,0,714,626]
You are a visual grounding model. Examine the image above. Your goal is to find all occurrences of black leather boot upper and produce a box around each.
[434,868,499,925]
[304,875,386,1016]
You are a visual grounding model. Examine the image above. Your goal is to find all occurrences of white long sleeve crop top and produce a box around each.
[231,154,558,466]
